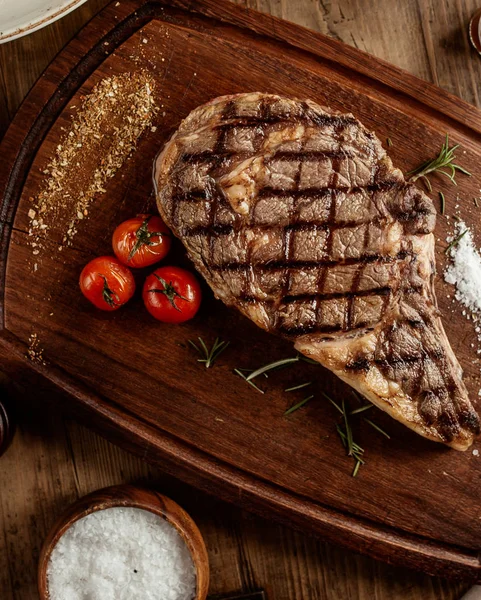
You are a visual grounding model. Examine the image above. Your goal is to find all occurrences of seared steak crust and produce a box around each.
[154,92,479,450]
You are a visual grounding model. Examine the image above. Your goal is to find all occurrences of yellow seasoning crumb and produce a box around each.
[26,333,47,365]
[27,72,158,256]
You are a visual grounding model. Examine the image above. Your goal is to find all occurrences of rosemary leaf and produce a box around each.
[189,337,230,368]
[350,404,373,415]
[299,355,319,365]
[245,356,300,381]
[233,368,264,394]
[364,418,391,439]
[188,339,201,353]
[386,137,393,147]
[322,392,343,415]
[285,381,312,392]
[284,395,314,416]
[451,163,471,175]
[342,399,354,456]
[474,197,480,208]
[352,460,361,478]
[421,175,432,192]
[439,191,445,215]
[198,337,209,358]
[336,424,348,448]
[408,134,470,186]
[445,229,467,254]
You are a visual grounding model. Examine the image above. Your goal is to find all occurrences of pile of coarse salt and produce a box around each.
[47,507,196,600]
[444,220,481,354]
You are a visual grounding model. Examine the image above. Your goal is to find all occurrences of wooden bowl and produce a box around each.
[38,484,209,600]
[469,8,481,55]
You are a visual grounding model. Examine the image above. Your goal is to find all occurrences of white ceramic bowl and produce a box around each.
[0,0,87,44]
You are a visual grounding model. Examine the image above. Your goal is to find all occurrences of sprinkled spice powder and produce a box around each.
[47,507,196,600]
[26,333,47,365]
[29,71,157,253]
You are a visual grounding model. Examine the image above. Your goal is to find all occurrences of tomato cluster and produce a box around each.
[79,214,201,323]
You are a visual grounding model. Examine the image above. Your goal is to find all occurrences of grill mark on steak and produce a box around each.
[196,111,359,129]
[155,92,479,450]
[182,219,385,236]
[177,182,402,202]
[241,286,392,304]
[206,100,235,267]
[346,212,372,331]
[182,148,356,164]
[211,253,402,271]
[277,124,306,330]
[258,181,403,198]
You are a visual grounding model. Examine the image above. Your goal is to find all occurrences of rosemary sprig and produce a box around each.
[324,392,365,474]
[439,191,445,215]
[284,395,314,416]
[408,134,471,187]
[336,425,365,476]
[323,392,390,477]
[285,381,312,392]
[233,369,264,394]
[445,229,467,254]
[188,337,229,368]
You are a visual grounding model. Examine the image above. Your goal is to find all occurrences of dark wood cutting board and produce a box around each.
[2,0,481,581]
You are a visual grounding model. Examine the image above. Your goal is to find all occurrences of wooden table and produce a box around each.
[0,1,479,598]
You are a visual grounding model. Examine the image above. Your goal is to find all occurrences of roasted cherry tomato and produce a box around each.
[79,256,135,311]
[112,214,171,268]
[142,266,202,323]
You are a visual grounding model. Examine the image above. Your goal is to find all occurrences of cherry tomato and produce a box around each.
[79,256,135,311]
[112,214,172,268]
[143,266,202,323]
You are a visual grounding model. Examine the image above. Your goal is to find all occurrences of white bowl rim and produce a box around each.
[0,0,88,45]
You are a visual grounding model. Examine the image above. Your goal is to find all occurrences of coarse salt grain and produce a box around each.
[444,221,481,348]
[473,449,479,456]
[47,507,196,600]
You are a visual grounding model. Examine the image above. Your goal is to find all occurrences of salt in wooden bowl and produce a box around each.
[38,484,209,600]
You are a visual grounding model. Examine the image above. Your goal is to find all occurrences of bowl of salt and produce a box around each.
[38,484,209,600]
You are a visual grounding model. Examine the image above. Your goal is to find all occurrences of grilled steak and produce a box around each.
[154,92,479,450]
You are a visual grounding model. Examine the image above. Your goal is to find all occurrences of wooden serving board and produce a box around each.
[2,0,481,581]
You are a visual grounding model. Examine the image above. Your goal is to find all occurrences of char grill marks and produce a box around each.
[166,97,405,336]
[155,92,479,448]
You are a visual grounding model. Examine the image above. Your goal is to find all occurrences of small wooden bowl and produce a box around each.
[469,8,481,55]
[38,484,209,600]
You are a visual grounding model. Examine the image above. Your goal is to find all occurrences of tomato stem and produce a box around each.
[100,275,120,308]
[128,216,170,262]
[149,274,188,311]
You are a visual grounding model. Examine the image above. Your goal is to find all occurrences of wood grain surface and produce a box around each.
[1,0,480,598]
